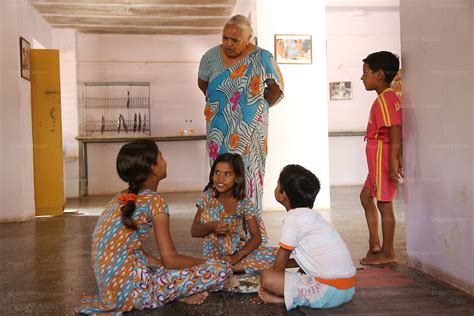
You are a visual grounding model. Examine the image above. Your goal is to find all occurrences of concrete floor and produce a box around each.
[1,186,473,315]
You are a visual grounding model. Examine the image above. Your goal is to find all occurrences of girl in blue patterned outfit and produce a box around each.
[191,153,277,274]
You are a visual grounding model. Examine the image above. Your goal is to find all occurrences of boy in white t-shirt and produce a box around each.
[258,165,356,310]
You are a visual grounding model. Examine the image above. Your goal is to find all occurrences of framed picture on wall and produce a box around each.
[274,34,312,64]
[329,81,352,100]
[20,37,31,81]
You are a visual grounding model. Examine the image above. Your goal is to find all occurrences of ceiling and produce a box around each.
[28,0,236,35]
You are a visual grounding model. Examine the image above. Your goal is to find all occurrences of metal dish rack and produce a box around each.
[80,82,151,136]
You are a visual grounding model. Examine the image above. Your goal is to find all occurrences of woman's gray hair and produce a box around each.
[225,14,253,41]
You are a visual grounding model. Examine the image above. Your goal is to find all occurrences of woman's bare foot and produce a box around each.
[258,287,284,304]
[360,252,397,265]
[178,291,209,305]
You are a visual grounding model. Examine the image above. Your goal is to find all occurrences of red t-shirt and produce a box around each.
[365,88,402,142]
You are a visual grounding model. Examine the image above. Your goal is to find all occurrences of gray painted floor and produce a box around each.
[1,186,473,315]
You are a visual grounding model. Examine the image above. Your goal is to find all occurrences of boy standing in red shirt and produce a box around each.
[359,51,403,265]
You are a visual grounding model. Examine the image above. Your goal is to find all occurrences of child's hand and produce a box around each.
[390,157,403,183]
[398,150,404,177]
[222,253,240,265]
[212,221,230,235]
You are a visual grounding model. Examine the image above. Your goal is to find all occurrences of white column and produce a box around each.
[257,0,330,209]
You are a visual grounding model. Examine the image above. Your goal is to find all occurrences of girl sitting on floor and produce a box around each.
[79,140,231,314]
[191,153,277,273]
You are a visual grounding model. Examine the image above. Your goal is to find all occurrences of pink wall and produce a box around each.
[0,0,53,221]
[401,0,474,294]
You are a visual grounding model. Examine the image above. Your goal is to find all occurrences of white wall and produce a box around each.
[74,1,332,211]
[68,0,401,205]
[257,0,331,209]
[232,0,256,27]
[400,0,474,294]
[73,2,257,196]
[326,3,401,186]
[0,0,53,221]
[75,34,219,194]
[329,136,367,185]
[327,0,399,6]
[52,28,79,198]
[327,6,400,132]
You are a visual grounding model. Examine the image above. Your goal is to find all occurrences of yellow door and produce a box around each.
[30,49,64,216]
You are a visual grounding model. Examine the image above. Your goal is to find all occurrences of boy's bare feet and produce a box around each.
[258,287,284,304]
[250,295,265,304]
[365,248,382,259]
[369,239,382,255]
[360,252,397,265]
[178,291,209,305]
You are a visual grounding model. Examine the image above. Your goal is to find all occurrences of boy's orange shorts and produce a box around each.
[364,139,397,202]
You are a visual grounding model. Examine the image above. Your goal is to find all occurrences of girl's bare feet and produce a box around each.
[258,287,284,304]
[178,291,209,305]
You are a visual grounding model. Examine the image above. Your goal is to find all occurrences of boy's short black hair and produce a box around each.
[363,51,400,83]
[278,165,320,209]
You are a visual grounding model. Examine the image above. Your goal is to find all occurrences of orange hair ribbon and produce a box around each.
[118,193,137,204]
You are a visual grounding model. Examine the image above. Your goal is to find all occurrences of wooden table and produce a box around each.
[75,135,206,198]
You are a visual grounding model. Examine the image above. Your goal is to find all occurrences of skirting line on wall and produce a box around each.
[329,131,365,137]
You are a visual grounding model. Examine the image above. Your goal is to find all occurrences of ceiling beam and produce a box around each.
[30,3,234,17]
[28,0,235,35]
[51,24,222,35]
[44,16,228,27]
[29,0,236,5]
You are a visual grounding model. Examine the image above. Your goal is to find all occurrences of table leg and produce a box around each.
[78,141,88,198]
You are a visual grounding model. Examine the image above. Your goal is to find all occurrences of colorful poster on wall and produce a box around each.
[274,34,312,64]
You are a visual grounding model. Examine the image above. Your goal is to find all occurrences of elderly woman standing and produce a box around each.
[198,15,284,244]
